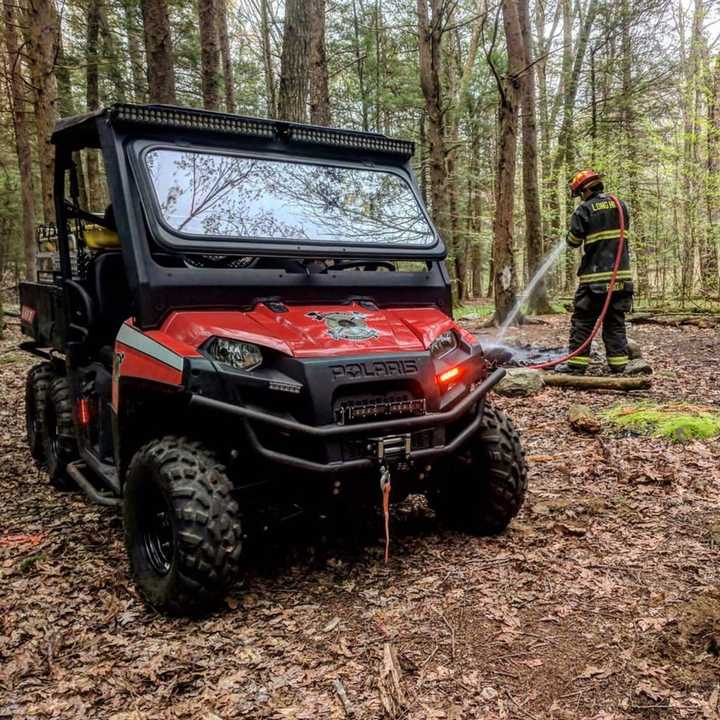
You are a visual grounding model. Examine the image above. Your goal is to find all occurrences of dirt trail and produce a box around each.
[1,317,719,719]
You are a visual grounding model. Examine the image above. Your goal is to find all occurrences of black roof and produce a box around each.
[51,103,415,159]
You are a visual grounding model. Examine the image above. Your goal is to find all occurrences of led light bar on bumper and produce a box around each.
[205,337,263,371]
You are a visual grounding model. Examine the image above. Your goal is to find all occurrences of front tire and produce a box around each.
[427,404,527,535]
[123,437,243,615]
[25,363,55,465]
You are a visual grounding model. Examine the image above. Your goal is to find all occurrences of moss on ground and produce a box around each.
[605,403,720,442]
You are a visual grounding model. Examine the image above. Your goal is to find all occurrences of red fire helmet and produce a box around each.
[569,168,602,197]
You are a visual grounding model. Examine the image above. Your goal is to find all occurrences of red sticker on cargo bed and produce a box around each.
[20,305,36,324]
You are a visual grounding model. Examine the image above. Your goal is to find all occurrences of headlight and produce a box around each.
[429,330,457,358]
[207,338,263,371]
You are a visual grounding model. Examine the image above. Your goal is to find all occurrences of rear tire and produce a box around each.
[43,377,79,489]
[427,403,527,535]
[123,437,243,615]
[25,363,55,465]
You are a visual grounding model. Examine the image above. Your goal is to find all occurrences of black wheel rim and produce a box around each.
[141,486,174,575]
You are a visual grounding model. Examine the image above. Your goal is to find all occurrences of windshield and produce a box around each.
[142,148,435,248]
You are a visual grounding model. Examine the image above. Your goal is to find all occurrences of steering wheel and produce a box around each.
[330,260,396,272]
[183,254,253,269]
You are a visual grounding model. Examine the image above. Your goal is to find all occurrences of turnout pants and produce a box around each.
[568,285,633,373]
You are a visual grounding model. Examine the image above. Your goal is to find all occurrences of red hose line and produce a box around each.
[525,193,626,370]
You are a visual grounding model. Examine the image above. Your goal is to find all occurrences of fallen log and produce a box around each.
[628,313,720,328]
[541,373,651,391]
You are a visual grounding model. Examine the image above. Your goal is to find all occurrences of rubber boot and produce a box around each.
[554,362,586,375]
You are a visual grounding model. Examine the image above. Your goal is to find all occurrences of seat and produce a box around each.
[89,251,132,344]
[83,204,121,250]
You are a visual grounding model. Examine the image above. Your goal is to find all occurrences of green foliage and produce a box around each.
[454,303,494,319]
[604,403,720,442]
[20,553,45,574]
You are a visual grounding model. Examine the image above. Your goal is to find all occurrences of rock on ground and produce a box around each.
[625,358,653,375]
[568,404,602,434]
[495,368,545,397]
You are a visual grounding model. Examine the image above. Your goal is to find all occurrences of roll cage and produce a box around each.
[51,103,452,330]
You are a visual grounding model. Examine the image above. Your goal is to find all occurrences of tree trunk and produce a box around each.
[351,0,369,130]
[445,26,463,299]
[444,14,483,302]
[56,26,89,208]
[492,0,523,322]
[590,46,597,164]
[468,122,483,298]
[98,0,126,102]
[260,0,276,117]
[621,0,645,296]
[140,0,176,103]
[22,0,59,225]
[198,0,220,110]
[277,0,309,122]
[308,0,330,125]
[549,0,598,293]
[3,0,37,281]
[680,0,703,300]
[519,0,550,314]
[417,0,450,250]
[86,0,103,210]
[374,0,382,132]
[55,18,74,118]
[123,0,147,102]
[216,0,235,113]
[706,53,720,291]
[418,112,428,205]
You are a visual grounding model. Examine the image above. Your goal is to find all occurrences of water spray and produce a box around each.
[497,239,566,341]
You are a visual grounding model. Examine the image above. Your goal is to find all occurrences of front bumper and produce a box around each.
[189,368,505,473]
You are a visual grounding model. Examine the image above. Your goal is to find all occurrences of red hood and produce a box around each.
[155,303,475,358]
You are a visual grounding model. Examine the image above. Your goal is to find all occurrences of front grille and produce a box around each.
[334,391,426,425]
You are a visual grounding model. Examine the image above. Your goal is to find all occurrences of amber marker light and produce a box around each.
[77,398,91,426]
[437,366,462,385]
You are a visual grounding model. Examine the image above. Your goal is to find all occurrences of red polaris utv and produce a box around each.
[19,104,527,614]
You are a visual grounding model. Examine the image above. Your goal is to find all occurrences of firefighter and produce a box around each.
[555,169,633,375]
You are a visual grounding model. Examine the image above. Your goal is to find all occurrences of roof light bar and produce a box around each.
[111,104,274,138]
[292,126,414,156]
[109,104,414,157]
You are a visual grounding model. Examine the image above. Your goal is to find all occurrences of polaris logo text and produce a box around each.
[330,359,418,381]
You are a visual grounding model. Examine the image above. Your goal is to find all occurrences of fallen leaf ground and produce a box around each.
[1,316,719,720]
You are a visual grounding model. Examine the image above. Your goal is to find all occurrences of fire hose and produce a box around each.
[525,193,626,371]
[380,196,625,562]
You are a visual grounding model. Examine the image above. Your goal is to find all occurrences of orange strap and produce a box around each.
[380,466,391,563]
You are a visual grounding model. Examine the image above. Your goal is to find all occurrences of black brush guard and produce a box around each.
[189,368,505,473]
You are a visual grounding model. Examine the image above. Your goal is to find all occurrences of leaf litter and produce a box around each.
[1,317,719,718]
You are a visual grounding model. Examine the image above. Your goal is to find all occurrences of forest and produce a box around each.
[2,0,719,319]
[3,2,720,719]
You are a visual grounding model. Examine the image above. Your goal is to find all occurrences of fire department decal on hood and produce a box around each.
[306,311,379,341]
